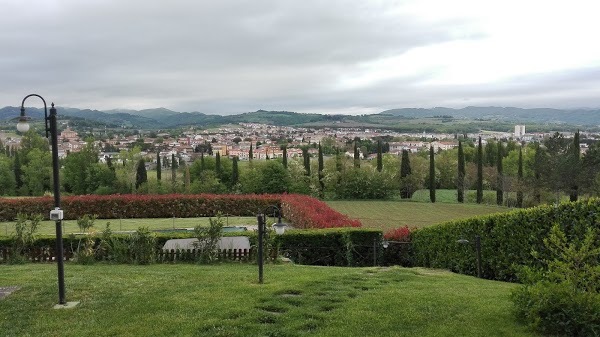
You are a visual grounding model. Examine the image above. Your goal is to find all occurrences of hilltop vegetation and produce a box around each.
[1,105,599,132]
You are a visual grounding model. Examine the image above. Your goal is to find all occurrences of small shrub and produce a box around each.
[130,227,156,265]
[10,213,42,264]
[73,214,98,264]
[193,215,224,264]
[511,224,600,336]
[98,223,131,263]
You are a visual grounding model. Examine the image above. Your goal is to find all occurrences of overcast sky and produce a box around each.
[2,0,600,114]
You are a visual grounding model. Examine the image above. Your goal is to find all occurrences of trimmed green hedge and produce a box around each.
[412,198,600,281]
[274,228,383,267]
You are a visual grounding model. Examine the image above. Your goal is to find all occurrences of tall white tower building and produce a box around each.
[514,125,525,138]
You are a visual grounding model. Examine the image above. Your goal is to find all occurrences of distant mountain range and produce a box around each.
[1,106,599,130]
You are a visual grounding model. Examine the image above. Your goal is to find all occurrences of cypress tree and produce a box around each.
[215,152,222,177]
[476,137,483,204]
[353,142,360,168]
[429,146,436,203]
[135,159,147,189]
[232,156,239,186]
[569,130,580,202]
[106,156,114,171]
[184,164,190,193]
[249,144,253,160]
[457,141,465,203]
[156,152,161,181]
[400,150,412,199]
[282,145,288,168]
[13,151,22,191]
[318,142,324,197]
[533,142,543,204]
[517,147,524,208]
[200,152,206,171]
[376,140,383,172]
[302,147,310,176]
[496,141,503,206]
[171,153,177,183]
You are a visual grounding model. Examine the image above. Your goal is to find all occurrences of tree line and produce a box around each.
[1,131,599,207]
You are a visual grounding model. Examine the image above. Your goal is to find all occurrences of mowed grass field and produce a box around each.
[0,264,536,337]
[327,200,511,231]
[0,216,257,237]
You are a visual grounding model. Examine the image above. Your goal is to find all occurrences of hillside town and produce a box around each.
[0,123,592,165]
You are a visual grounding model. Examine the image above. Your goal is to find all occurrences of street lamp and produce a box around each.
[18,94,77,308]
[456,235,482,278]
[257,205,287,284]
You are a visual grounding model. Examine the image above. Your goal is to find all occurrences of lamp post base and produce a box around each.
[53,301,80,309]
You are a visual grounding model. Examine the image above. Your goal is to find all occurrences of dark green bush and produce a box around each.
[274,228,382,267]
[511,224,600,336]
[412,198,600,281]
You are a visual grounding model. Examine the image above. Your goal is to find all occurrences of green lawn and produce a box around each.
[0,216,257,237]
[327,200,511,231]
[0,264,536,337]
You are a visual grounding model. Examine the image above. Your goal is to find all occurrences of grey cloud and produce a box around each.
[1,0,599,113]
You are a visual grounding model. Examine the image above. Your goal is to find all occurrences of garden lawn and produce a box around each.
[326,200,510,231]
[0,216,256,237]
[0,264,537,337]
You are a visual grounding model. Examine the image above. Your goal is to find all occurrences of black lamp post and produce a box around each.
[257,205,286,284]
[457,235,482,278]
[18,94,73,308]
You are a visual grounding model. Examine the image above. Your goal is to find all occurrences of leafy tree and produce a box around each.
[457,141,465,203]
[484,139,497,167]
[19,130,48,160]
[62,142,99,194]
[85,163,116,194]
[23,149,51,196]
[477,137,483,204]
[496,141,503,206]
[258,160,291,194]
[135,159,147,190]
[429,146,436,203]
[0,155,16,195]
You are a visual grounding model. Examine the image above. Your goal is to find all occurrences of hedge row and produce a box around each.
[0,194,362,230]
[1,228,384,267]
[273,228,382,267]
[411,198,600,282]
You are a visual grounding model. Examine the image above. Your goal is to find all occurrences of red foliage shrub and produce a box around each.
[280,194,361,229]
[383,226,412,242]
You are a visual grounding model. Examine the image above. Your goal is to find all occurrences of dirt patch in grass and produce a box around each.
[0,286,20,300]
